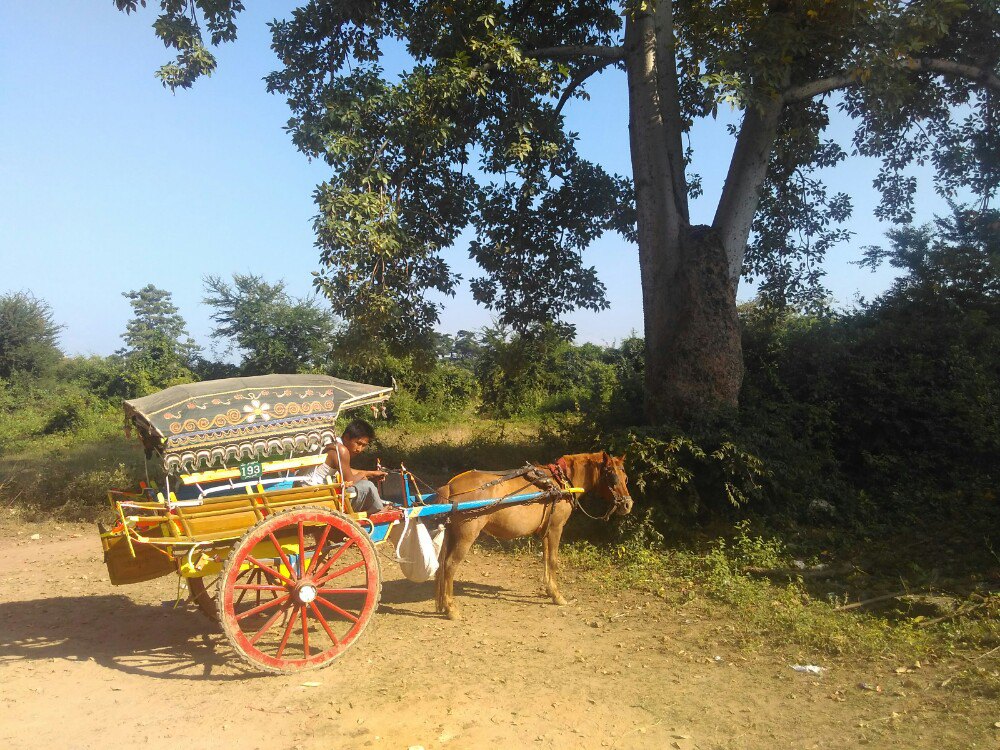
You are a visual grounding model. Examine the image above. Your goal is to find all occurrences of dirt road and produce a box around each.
[0,523,994,749]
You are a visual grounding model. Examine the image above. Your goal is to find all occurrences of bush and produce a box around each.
[43,393,92,434]
[618,426,768,524]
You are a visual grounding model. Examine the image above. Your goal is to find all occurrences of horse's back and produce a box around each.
[436,469,526,502]
[436,468,556,538]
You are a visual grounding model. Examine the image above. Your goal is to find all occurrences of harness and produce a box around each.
[446,454,629,531]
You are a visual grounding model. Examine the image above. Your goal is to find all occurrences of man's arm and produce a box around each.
[335,443,385,483]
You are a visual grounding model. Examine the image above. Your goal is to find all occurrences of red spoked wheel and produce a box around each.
[217,507,381,673]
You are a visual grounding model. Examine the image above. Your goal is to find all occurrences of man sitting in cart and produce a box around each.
[305,419,388,514]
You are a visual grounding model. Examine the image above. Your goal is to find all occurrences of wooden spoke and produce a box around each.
[301,606,310,658]
[315,558,366,585]
[236,593,291,621]
[315,595,360,623]
[309,602,340,646]
[267,531,296,579]
[274,607,299,659]
[310,539,355,580]
[306,523,333,575]
[249,604,291,646]
[245,555,294,586]
[297,522,306,577]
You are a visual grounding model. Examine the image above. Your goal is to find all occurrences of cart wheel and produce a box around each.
[189,566,258,622]
[187,575,219,621]
[217,507,381,673]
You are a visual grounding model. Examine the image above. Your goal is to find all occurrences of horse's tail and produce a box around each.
[434,522,450,613]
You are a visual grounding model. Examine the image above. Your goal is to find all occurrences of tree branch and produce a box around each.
[554,58,618,117]
[783,57,1000,102]
[527,45,625,61]
[653,0,689,224]
[907,57,1000,94]
[782,74,856,103]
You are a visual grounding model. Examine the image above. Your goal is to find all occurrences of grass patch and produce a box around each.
[0,415,143,522]
[561,520,999,668]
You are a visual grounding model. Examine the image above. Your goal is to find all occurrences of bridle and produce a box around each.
[596,454,632,520]
[553,453,631,522]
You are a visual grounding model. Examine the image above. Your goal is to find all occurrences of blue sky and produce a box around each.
[1,2,946,357]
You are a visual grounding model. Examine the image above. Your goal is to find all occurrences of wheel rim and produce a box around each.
[219,509,379,673]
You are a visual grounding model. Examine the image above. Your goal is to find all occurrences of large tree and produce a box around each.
[116,0,999,422]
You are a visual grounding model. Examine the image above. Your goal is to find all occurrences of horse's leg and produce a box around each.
[435,524,451,615]
[543,502,574,605]
[436,517,485,620]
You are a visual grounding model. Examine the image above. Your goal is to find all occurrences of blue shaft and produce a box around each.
[402,490,554,518]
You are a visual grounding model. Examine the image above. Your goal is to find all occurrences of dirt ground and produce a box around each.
[0,521,996,750]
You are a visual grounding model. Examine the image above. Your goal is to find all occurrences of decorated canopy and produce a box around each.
[124,375,393,473]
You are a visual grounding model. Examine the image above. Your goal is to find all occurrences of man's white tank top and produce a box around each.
[305,436,343,485]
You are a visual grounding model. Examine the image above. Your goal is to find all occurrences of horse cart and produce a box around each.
[98,375,582,673]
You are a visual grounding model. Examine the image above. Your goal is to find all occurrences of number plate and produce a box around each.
[239,461,262,480]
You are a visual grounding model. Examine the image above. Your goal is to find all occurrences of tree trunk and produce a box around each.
[626,7,744,424]
[641,225,743,423]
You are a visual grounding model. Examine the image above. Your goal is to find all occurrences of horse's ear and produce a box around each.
[618,453,626,463]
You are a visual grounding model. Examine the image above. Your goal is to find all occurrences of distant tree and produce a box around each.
[120,285,200,363]
[859,204,1000,313]
[119,284,200,390]
[203,274,339,375]
[449,330,485,366]
[0,291,63,379]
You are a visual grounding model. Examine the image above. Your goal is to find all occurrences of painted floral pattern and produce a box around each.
[242,399,272,423]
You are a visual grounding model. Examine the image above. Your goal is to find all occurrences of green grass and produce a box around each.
[559,521,999,674]
[0,427,143,522]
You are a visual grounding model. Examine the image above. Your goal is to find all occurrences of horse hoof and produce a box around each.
[552,595,567,606]
[446,609,461,621]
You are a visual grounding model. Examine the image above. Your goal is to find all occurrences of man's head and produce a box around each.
[341,419,376,455]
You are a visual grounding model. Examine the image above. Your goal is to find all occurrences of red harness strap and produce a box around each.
[546,457,571,490]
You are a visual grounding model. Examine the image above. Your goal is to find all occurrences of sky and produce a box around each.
[0,2,949,358]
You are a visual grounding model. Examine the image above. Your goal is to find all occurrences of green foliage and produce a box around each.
[113,0,240,90]
[325,340,480,424]
[621,427,768,522]
[203,274,339,375]
[120,285,199,363]
[475,324,568,417]
[118,285,199,394]
[0,291,63,380]
[43,393,93,434]
[737,204,999,523]
[119,0,999,346]
[473,324,624,418]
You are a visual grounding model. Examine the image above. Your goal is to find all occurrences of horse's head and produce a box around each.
[594,451,633,518]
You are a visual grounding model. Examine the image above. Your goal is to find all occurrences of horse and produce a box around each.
[433,451,632,620]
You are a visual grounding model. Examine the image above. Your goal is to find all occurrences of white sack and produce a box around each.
[395,516,440,583]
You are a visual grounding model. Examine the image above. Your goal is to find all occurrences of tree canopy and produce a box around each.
[117,284,200,391]
[203,273,339,374]
[0,291,63,380]
[118,0,999,420]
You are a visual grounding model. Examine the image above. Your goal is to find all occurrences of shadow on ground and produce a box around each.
[0,595,249,681]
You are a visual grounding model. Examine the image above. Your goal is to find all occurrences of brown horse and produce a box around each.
[434,452,632,620]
